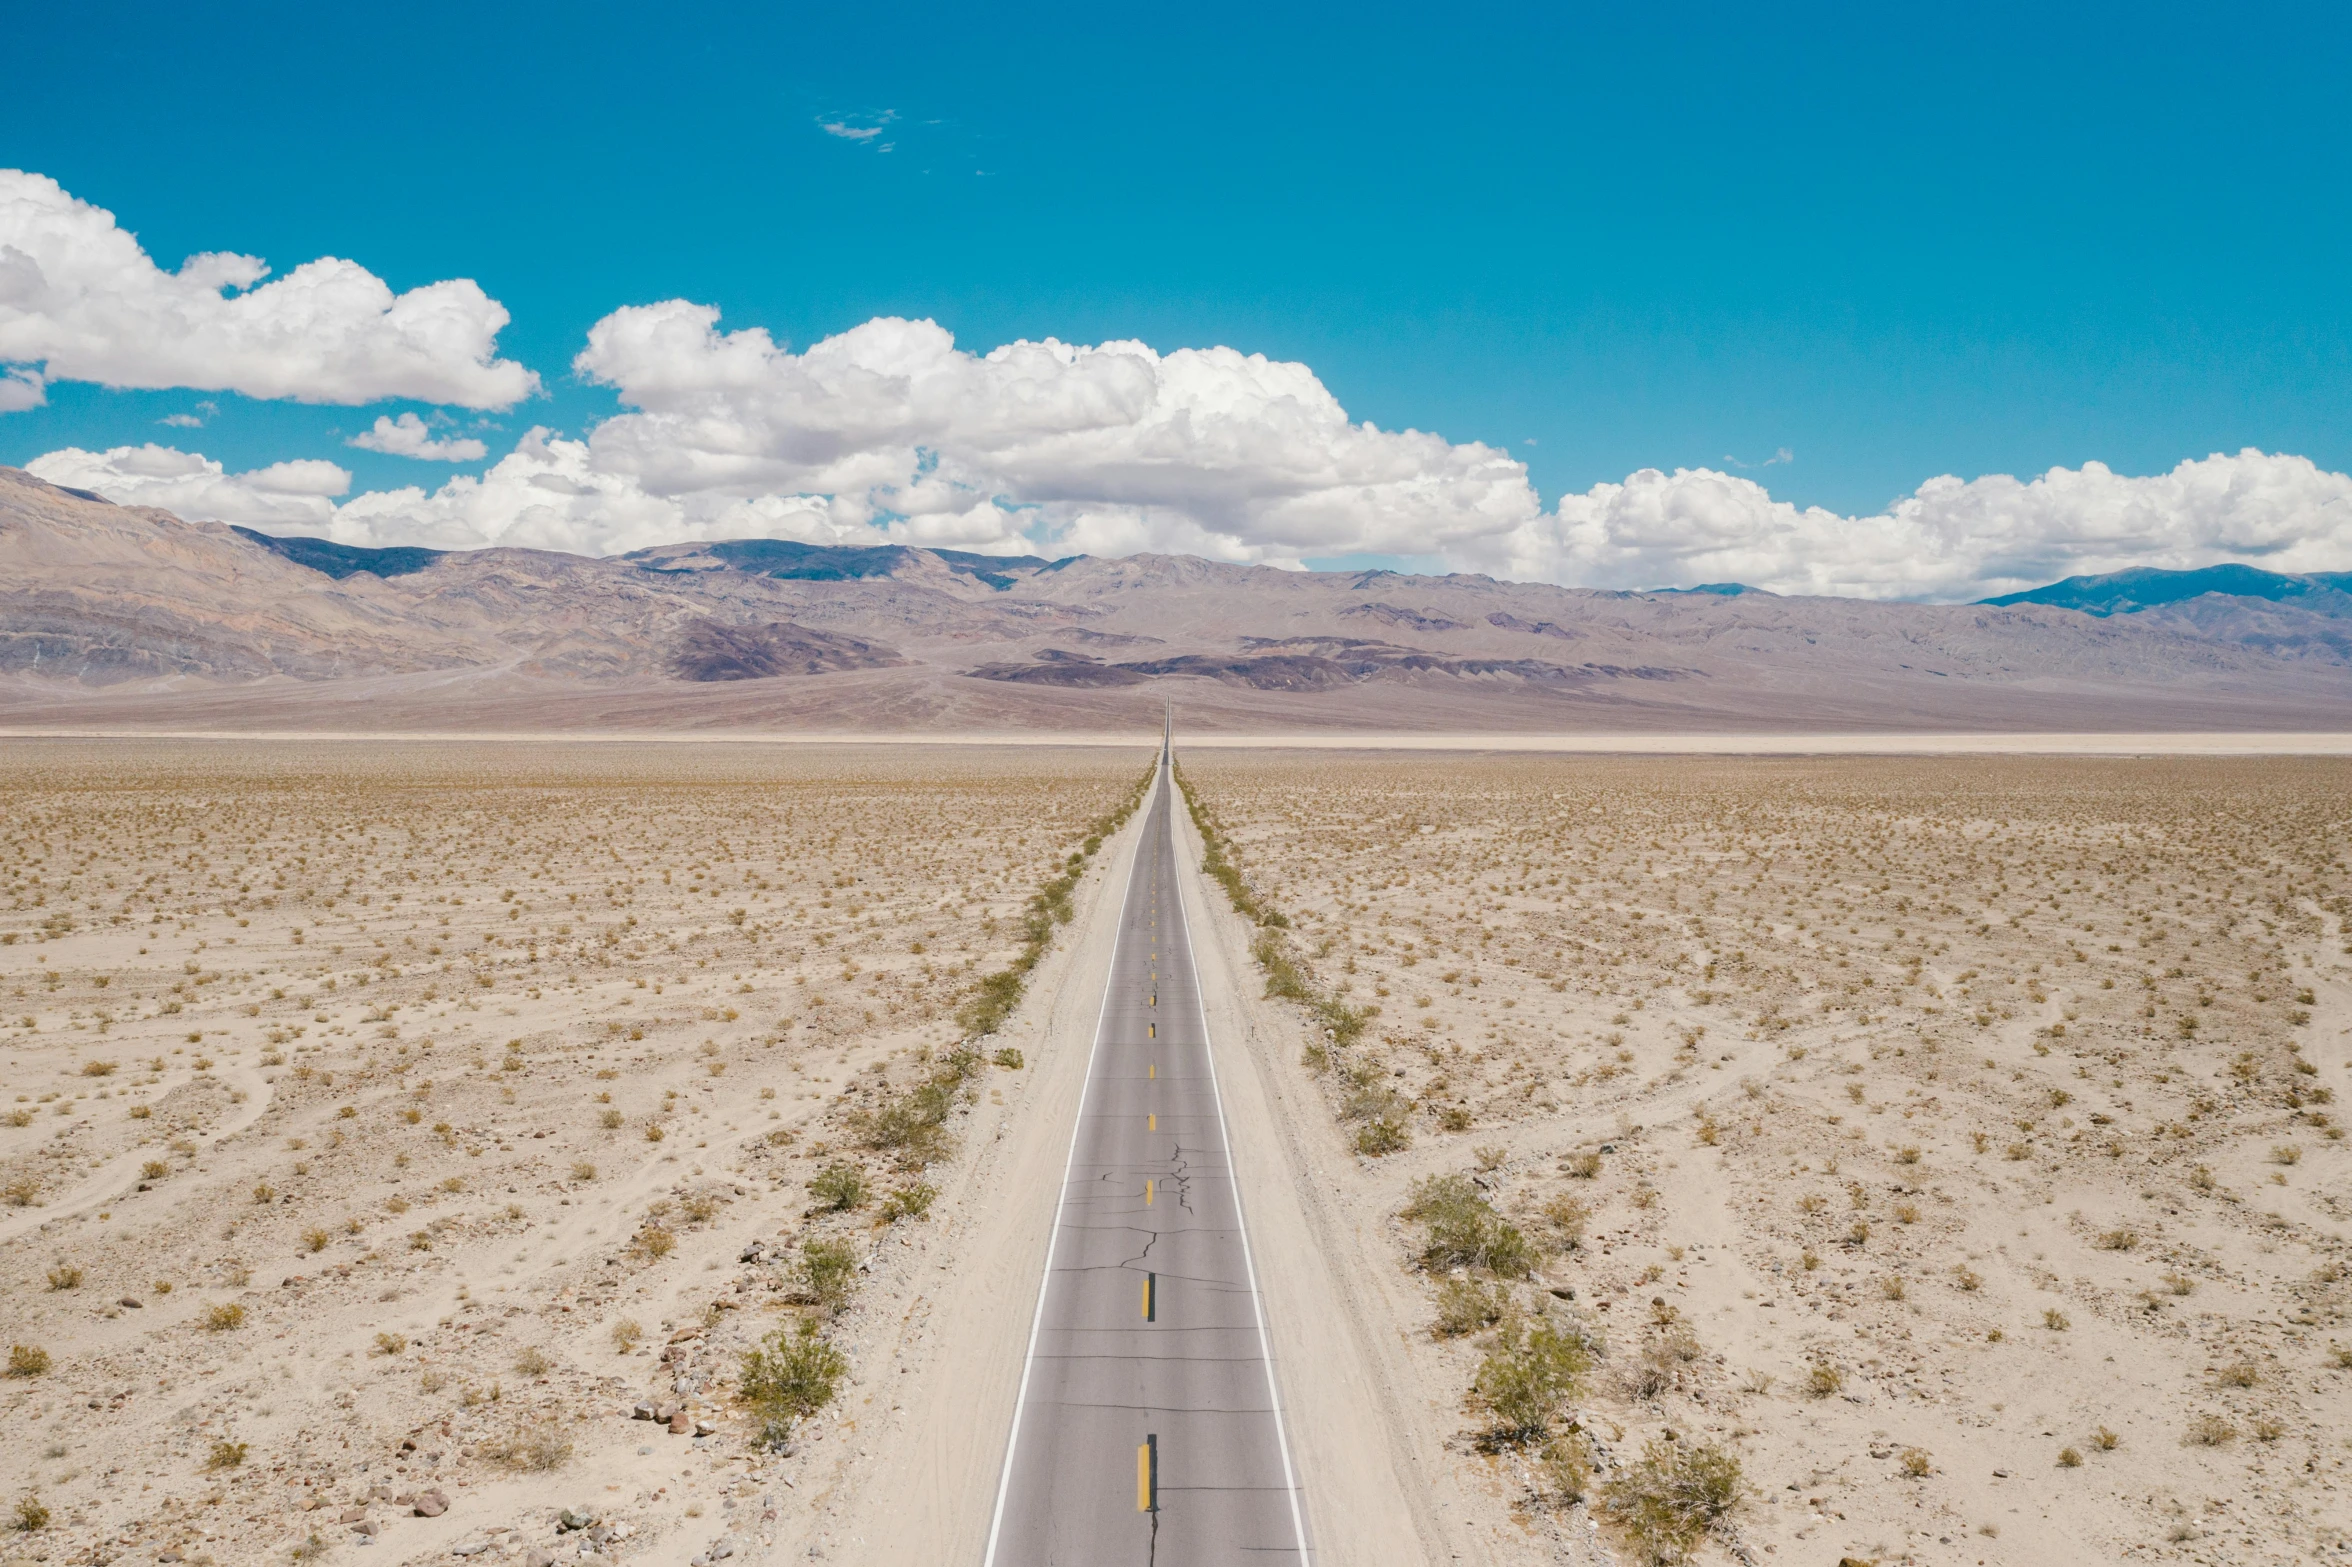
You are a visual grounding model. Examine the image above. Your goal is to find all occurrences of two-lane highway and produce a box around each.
[984,741,1310,1564]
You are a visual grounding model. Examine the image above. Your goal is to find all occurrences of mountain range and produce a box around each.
[5,464,2351,734]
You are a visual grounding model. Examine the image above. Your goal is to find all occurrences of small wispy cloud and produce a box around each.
[348,411,488,462]
[1722,446,1794,471]
[818,111,897,147]
[159,400,218,429]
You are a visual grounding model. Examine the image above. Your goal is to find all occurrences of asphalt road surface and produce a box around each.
[984,749,1310,1565]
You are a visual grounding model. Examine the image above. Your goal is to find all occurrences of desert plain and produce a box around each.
[2,739,2349,1567]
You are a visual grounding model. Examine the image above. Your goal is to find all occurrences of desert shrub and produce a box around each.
[795,1239,859,1314]
[44,1265,81,1291]
[681,1192,721,1224]
[1805,1361,1843,1397]
[809,1164,870,1212]
[854,1049,983,1167]
[1353,1113,1411,1156]
[1403,1175,1534,1277]
[1432,1277,1511,1338]
[2184,1413,2237,1447]
[740,1321,847,1447]
[1540,1195,1590,1251]
[611,1318,643,1351]
[7,1345,51,1377]
[489,1418,572,1471]
[1473,1318,1592,1442]
[634,1224,676,1260]
[514,1346,553,1377]
[1625,1315,1703,1400]
[1538,1430,1594,1503]
[1601,1438,1744,1563]
[992,1047,1024,1070]
[205,1439,248,1471]
[880,1181,937,1222]
[203,1303,245,1332]
[13,1494,48,1532]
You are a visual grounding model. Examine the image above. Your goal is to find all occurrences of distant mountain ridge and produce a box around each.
[6,464,2352,733]
[1981,563,2352,615]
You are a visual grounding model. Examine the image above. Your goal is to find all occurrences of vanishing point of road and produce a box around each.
[983,739,1311,1564]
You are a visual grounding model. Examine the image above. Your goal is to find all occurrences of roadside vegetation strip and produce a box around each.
[1181,770,1760,1562]
[1172,764,1378,1076]
[734,760,1157,1445]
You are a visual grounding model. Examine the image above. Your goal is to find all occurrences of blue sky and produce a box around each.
[3,0,2349,596]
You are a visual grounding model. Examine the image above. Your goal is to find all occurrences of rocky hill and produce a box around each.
[5,465,2350,733]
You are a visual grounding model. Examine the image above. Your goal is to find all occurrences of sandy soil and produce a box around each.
[0,740,1148,1566]
[1176,752,2352,1566]
[11,728,2352,756]
[14,739,2351,1567]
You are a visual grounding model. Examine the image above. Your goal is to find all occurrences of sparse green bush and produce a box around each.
[1353,1111,1411,1156]
[1473,1318,1592,1442]
[809,1164,870,1212]
[13,1494,49,1532]
[1538,1430,1593,1503]
[1432,1277,1510,1338]
[7,1344,51,1377]
[1403,1174,1534,1277]
[1600,1437,1744,1562]
[740,1321,848,1447]
[795,1239,859,1314]
[206,1439,248,1471]
[881,1182,937,1222]
[203,1303,246,1332]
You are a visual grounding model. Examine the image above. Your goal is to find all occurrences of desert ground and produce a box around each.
[1175,751,2352,1565]
[7,741,2351,1567]
[0,740,1146,1567]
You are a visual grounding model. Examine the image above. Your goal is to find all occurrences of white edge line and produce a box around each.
[980,760,1153,1566]
[1168,762,1315,1564]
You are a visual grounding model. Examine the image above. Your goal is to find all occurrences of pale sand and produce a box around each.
[9,728,2352,755]
[0,742,1151,1566]
[1176,752,2352,1564]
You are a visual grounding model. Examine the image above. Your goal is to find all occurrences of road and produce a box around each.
[984,743,1310,1565]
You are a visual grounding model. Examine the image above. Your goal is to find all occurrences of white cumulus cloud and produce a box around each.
[0,366,43,412]
[27,443,349,530]
[348,412,490,462]
[1484,450,2352,600]
[0,170,538,410]
[571,305,1541,563]
[23,297,2352,604]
